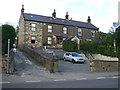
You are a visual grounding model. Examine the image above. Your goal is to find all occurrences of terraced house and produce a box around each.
[18,5,99,48]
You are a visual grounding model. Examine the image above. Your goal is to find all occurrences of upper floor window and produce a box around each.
[63,27,67,34]
[31,23,36,31]
[78,28,82,36]
[31,27,36,31]
[48,25,52,32]
[91,30,95,37]
[31,23,36,27]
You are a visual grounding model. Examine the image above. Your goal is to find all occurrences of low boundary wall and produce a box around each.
[0,55,8,73]
[90,60,119,72]
[0,50,15,74]
[22,46,58,73]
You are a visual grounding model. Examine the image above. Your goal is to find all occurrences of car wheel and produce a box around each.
[63,57,66,61]
[72,59,75,63]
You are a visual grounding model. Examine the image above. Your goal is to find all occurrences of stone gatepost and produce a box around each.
[9,50,15,74]
[50,54,58,73]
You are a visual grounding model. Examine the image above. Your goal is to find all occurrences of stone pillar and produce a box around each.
[50,54,58,73]
[9,50,15,74]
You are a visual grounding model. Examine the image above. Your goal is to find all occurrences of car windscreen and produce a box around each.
[72,53,81,57]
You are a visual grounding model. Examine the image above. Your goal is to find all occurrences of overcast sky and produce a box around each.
[0,0,119,33]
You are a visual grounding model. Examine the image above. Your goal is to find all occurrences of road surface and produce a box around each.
[2,77,119,88]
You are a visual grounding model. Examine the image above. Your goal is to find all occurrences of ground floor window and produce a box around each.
[31,36,36,44]
[31,40,35,43]
[48,37,52,44]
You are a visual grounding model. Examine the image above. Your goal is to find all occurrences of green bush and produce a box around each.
[80,41,97,54]
[97,45,117,57]
[115,26,120,59]
[1,24,16,54]
[63,40,118,57]
[63,40,78,52]
[80,41,117,57]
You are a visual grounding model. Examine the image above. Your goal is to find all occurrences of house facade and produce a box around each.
[18,5,99,48]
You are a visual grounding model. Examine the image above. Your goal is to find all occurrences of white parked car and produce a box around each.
[63,52,86,63]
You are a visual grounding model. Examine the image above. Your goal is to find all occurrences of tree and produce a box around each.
[2,24,16,54]
[115,26,120,60]
[98,31,114,46]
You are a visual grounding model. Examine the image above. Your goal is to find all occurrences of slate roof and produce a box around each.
[67,36,74,40]
[23,13,98,30]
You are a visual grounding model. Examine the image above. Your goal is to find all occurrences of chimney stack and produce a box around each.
[65,12,69,19]
[87,16,91,23]
[52,9,56,18]
[21,5,24,14]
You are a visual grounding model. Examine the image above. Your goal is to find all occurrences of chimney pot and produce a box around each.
[21,5,24,14]
[52,9,56,18]
[65,12,69,19]
[87,16,91,23]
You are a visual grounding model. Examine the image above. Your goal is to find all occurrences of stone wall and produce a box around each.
[18,14,25,49]
[85,53,119,61]
[0,50,15,74]
[0,54,8,73]
[91,54,119,61]
[9,51,15,74]
[22,46,58,73]
[90,60,119,72]
[24,21,43,47]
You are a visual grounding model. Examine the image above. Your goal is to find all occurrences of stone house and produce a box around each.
[18,5,99,48]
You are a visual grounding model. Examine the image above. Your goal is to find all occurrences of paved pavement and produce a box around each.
[2,49,119,83]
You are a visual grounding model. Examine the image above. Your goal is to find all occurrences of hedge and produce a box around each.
[63,40,78,52]
[63,40,118,57]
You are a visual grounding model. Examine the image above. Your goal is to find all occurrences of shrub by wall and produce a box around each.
[63,40,78,52]
[63,40,118,57]
[80,41,118,57]
[80,41,97,54]
[97,45,117,57]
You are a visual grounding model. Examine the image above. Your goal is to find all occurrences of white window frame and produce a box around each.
[48,25,52,32]
[31,23,36,31]
[31,23,36,27]
[78,28,82,36]
[63,27,67,34]
[31,36,36,40]
[31,27,36,31]
[91,30,95,37]
[48,37,52,44]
